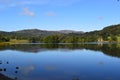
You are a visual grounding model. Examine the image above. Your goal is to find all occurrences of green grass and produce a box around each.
[9,39,29,44]
[0,39,29,45]
[117,36,120,42]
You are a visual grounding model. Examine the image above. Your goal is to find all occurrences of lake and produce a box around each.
[0,43,120,80]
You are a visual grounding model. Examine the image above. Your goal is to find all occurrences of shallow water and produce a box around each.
[0,44,120,80]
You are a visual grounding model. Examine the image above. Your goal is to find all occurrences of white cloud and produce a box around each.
[50,0,81,6]
[0,0,48,8]
[22,65,35,75]
[0,0,82,8]
[21,7,35,17]
[45,65,56,71]
[45,11,56,17]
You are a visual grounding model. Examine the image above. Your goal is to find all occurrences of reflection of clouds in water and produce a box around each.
[26,60,33,63]
[104,77,112,80]
[45,65,56,71]
[22,65,35,75]
[98,61,104,65]
[63,71,81,80]
[64,71,78,75]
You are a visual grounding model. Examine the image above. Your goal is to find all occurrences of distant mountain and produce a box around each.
[0,29,84,37]
[0,31,6,33]
[12,29,60,36]
[14,29,84,34]
[0,24,120,38]
[58,30,84,34]
[12,29,84,36]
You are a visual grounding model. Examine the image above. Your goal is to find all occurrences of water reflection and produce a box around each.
[0,60,16,80]
[0,43,120,58]
[0,43,120,80]
[22,65,35,75]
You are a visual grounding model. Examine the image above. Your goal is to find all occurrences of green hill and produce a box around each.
[100,24,120,36]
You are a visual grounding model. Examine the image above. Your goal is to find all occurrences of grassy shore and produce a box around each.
[9,39,29,44]
[0,38,120,45]
[0,39,29,45]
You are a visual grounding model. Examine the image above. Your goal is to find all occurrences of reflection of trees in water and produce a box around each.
[0,43,120,58]
[101,44,120,58]
[72,76,80,80]
[0,60,19,80]
[72,78,80,80]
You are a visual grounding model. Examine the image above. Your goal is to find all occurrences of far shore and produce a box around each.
[0,41,120,45]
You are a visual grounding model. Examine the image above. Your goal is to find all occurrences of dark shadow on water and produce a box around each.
[0,73,14,80]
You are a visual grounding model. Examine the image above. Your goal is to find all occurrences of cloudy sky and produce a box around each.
[0,0,120,32]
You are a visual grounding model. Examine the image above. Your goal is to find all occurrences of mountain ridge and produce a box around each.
[0,29,84,36]
[0,24,120,38]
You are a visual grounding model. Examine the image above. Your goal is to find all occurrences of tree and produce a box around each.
[0,35,10,42]
[29,37,39,43]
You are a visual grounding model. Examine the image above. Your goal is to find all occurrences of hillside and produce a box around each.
[13,29,61,36]
[0,29,83,37]
[100,24,120,36]
[0,24,120,43]
[84,24,120,37]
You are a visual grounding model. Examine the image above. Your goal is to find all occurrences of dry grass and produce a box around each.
[9,39,28,44]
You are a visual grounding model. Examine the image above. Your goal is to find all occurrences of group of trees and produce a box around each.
[0,35,10,42]
[0,32,119,43]
[27,35,93,43]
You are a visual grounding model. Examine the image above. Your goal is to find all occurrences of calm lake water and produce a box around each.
[0,43,120,80]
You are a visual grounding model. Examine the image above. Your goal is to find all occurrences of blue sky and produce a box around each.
[0,0,120,32]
